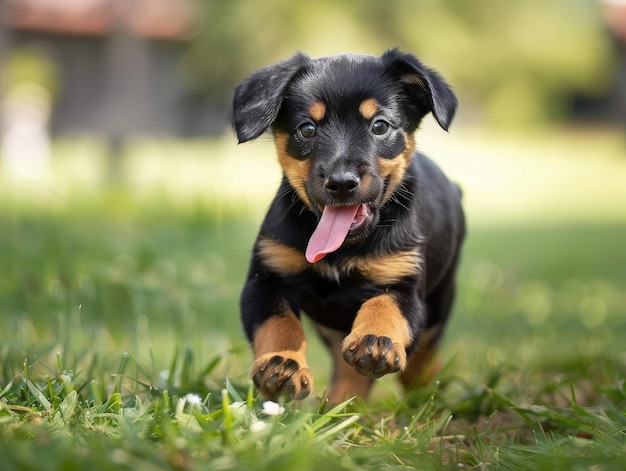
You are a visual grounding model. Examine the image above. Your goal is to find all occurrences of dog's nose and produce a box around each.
[324,172,360,199]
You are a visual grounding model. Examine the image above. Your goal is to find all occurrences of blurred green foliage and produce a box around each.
[184,0,613,127]
[1,47,59,99]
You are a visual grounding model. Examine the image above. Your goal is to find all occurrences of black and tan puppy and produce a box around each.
[233,49,465,404]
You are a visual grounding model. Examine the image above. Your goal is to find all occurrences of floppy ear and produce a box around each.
[381,49,458,131]
[232,53,311,143]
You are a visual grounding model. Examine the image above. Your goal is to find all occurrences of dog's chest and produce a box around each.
[257,236,422,286]
[311,251,419,285]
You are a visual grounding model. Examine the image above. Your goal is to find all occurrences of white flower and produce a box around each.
[261,401,285,416]
[249,421,268,433]
[185,393,202,407]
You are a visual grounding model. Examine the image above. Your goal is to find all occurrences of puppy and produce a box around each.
[233,49,465,404]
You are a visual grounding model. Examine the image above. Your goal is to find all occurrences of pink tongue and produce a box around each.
[306,205,360,263]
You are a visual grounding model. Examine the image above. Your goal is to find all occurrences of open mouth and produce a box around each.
[349,204,372,232]
[305,203,374,263]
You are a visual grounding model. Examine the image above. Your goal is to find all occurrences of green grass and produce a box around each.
[1,130,626,469]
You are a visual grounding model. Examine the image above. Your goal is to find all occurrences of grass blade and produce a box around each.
[312,414,361,444]
[23,378,51,411]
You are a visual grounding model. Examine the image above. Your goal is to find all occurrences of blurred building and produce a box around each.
[0,0,228,139]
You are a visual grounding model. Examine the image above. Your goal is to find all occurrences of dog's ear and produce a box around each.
[233,53,311,143]
[382,49,458,131]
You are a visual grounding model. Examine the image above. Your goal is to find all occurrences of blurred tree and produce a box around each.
[185,0,614,128]
[181,0,302,104]
[390,0,614,127]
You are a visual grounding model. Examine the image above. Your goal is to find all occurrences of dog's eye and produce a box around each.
[297,122,317,139]
[371,120,390,136]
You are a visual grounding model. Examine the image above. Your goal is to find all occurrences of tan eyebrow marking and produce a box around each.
[359,98,379,120]
[308,102,326,121]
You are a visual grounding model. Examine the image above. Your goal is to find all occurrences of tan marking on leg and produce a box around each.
[275,131,313,209]
[347,294,412,347]
[359,98,379,120]
[342,294,411,377]
[308,101,326,122]
[257,237,308,276]
[252,309,313,400]
[253,308,307,358]
[399,327,442,389]
[377,132,415,204]
[315,324,374,405]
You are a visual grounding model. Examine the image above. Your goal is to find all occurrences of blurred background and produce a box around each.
[0,0,625,394]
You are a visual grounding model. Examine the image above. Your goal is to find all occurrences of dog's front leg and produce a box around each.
[342,292,420,378]
[251,309,312,401]
[241,272,313,401]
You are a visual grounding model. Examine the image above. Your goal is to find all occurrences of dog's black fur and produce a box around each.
[233,49,465,403]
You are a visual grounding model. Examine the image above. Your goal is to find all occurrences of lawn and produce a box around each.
[1,127,625,470]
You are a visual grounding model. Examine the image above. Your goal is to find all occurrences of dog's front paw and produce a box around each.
[342,334,407,378]
[252,353,313,401]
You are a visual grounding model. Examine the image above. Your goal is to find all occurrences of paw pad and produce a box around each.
[342,334,406,378]
[252,354,313,401]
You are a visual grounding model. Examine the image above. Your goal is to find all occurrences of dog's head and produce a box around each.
[233,49,457,263]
